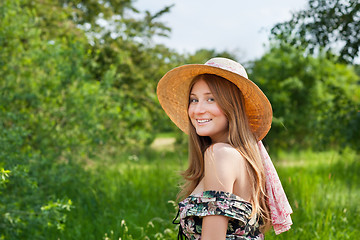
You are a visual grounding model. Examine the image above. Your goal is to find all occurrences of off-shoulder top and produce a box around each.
[173,191,264,240]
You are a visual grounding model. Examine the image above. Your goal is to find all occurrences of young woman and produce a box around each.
[157,58,292,239]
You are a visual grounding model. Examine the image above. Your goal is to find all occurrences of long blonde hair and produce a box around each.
[179,74,271,232]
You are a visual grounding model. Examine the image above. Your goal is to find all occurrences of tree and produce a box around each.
[249,43,360,150]
[185,48,239,64]
[0,0,179,238]
[271,0,360,63]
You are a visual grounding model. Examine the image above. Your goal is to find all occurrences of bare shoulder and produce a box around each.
[203,143,246,192]
[205,143,244,164]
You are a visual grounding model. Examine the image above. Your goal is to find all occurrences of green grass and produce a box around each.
[55,150,185,240]
[266,148,360,239]
[51,148,359,239]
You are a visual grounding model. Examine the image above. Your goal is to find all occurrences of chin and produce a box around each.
[195,129,206,136]
[195,130,212,137]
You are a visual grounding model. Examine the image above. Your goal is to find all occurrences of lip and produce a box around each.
[196,119,212,125]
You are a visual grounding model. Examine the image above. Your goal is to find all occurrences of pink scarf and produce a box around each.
[258,141,293,234]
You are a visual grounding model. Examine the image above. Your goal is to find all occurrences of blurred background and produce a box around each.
[0,0,359,239]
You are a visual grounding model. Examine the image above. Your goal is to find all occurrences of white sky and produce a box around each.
[134,0,309,62]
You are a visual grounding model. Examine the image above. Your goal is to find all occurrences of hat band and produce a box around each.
[205,61,248,79]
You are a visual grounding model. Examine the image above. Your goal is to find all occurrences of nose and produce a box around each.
[193,100,206,114]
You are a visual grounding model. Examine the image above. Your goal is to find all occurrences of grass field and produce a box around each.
[53,140,359,239]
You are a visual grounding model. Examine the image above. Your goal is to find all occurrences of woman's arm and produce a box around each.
[201,215,229,240]
[201,143,244,240]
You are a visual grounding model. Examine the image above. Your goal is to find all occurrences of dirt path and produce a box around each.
[151,137,176,150]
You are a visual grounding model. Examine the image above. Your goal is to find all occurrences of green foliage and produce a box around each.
[1,1,75,236]
[250,43,360,150]
[0,0,179,238]
[1,0,180,154]
[0,168,11,184]
[0,124,75,238]
[271,0,360,63]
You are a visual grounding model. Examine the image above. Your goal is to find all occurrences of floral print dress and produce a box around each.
[174,191,264,240]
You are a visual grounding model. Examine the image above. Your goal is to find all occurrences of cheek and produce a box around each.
[211,104,225,116]
[212,105,228,124]
[188,108,197,127]
[188,106,197,125]
[188,105,193,117]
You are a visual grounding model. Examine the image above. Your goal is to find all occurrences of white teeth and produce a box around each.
[197,119,211,123]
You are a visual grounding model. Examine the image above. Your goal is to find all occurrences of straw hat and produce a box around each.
[157,57,272,141]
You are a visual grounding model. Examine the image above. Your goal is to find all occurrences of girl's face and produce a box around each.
[188,79,229,143]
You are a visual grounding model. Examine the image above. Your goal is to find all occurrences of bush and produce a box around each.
[250,44,360,150]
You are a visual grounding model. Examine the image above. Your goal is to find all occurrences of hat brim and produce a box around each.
[157,64,272,141]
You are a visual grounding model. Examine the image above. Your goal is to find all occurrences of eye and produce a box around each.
[208,98,215,102]
[189,98,198,103]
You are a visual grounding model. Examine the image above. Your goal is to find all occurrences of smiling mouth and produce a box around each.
[197,119,212,123]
